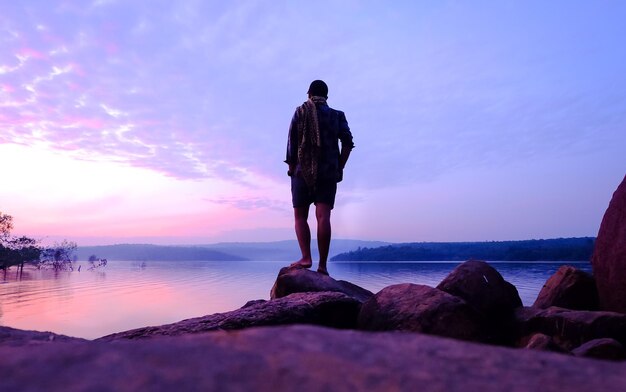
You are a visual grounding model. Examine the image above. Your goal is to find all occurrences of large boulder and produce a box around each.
[99,291,361,341]
[5,325,626,392]
[533,265,598,310]
[514,306,626,351]
[436,260,522,344]
[270,266,374,303]
[357,283,483,342]
[437,260,522,317]
[592,174,626,313]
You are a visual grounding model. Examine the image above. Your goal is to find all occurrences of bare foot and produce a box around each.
[317,267,329,276]
[289,258,312,269]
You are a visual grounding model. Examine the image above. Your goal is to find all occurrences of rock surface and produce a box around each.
[520,333,563,352]
[515,306,626,351]
[270,266,374,303]
[592,174,626,313]
[437,260,522,317]
[3,325,626,392]
[0,326,85,346]
[357,283,483,341]
[437,260,521,343]
[99,291,361,341]
[571,338,625,361]
[533,265,598,310]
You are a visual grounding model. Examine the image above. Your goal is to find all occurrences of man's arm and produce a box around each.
[285,110,299,176]
[339,145,351,170]
[337,111,354,170]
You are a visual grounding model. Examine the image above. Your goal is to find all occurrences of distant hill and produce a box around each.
[331,237,596,262]
[200,239,390,261]
[76,239,389,261]
[75,244,245,262]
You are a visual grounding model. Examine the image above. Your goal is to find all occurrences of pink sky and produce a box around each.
[1,1,625,245]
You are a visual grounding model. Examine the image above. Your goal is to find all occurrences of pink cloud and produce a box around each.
[63,116,105,129]
[69,62,86,77]
[0,113,37,126]
[104,42,119,55]
[1,83,16,93]
[17,47,47,60]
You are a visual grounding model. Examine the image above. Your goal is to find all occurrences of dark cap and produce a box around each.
[307,80,328,98]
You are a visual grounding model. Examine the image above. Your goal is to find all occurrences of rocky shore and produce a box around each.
[1,175,625,391]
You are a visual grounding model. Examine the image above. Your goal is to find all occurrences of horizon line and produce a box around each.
[74,236,596,248]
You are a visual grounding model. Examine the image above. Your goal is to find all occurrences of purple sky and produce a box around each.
[1,1,625,245]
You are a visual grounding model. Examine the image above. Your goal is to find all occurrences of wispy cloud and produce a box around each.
[1,1,624,243]
[1,1,625,191]
[205,196,288,213]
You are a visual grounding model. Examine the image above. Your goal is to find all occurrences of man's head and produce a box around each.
[307,80,328,98]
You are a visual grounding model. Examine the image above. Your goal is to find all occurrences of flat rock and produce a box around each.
[270,266,374,303]
[592,174,626,313]
[3,325,626,391]
[0,326,85,347]
[99,291,361,341]
[357,283,483,341]
[533,265,598,310]
[515,306,626,351]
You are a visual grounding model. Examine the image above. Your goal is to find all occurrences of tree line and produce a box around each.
[331,237,596,262]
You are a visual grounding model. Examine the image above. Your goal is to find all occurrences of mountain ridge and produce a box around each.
[76,238,596,262]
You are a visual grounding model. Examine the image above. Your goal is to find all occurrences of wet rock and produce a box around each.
[514,306,626,351]
[571,338,625,361]
[357,283,483,342]
[592,174,626,313]
[99,291,361,341]
[4,325,626,392]
[533,265,598,310]
[0,326,84,347]
[270,266,374,303]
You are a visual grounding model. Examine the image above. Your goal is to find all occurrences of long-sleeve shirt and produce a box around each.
[285,101,354,182]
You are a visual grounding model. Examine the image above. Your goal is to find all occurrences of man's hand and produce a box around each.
[339,148,351,171]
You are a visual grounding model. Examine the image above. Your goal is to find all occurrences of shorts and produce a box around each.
[291,175,337,209]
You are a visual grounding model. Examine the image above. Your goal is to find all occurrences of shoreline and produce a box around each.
[0,260,592,339]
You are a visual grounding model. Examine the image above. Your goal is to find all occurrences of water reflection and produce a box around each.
[0,260,592,339]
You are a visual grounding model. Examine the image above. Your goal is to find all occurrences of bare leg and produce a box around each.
[291,206,312,268]
[315,203,332,274]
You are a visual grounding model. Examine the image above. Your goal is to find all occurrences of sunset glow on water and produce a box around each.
[0,261,591,339]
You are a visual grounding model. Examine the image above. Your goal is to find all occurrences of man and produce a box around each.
[285,80,354,276]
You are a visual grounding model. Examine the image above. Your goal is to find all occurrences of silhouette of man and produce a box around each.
[285,80,354,275]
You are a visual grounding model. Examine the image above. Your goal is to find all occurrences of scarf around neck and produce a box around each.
[296,96,326,189]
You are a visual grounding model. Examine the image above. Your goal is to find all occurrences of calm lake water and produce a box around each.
[0,260,592,340]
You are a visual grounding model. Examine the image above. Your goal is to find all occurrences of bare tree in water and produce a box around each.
[39,240,78,271]
[87,254,108,270]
